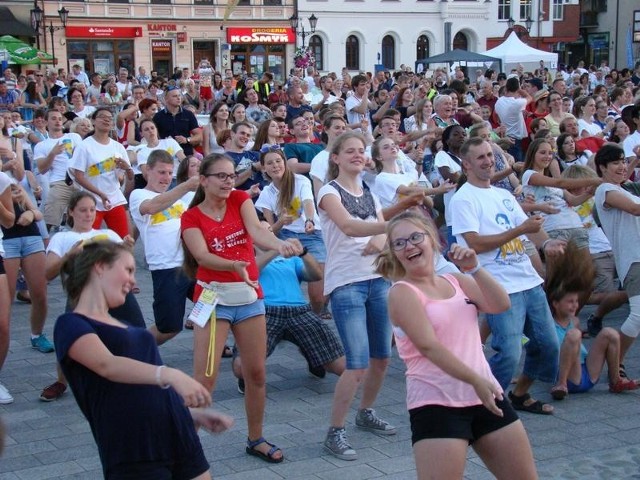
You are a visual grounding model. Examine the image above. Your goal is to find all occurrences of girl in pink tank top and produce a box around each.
[375,211,537,479]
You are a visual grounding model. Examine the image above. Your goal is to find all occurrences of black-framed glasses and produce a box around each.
[259,144,282,154]
[203,172,237,181]
[391,232,426,251]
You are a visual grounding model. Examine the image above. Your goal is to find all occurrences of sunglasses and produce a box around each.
[259,144,282,154]
[165,85,181,92]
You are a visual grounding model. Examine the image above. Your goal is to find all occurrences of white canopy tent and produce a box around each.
[483,32,558,73]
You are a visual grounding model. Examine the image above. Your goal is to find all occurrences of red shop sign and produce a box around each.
[65,26,143,38]
[227,27,295,44]
[152,40,172,54]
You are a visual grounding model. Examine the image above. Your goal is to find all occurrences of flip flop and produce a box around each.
[246,437,284,463]
[508,391,553,415]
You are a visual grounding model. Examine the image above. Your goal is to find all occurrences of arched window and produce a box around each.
[453,32,468,50]
[345,35,359,71]
[381,35,395,69]
[416,35,429,61]
[308,35,323,71]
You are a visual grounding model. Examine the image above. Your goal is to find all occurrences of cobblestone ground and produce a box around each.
[2,244,640,479]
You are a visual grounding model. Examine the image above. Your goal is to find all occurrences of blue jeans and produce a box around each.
[330,277,391,370]
[507,138,524,163]
[486,284,559,389]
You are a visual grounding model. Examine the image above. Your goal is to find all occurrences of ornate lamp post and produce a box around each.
[289,13,318,49]
[30,5,69,65]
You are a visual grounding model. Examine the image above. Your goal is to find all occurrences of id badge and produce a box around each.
[188,287,218,328]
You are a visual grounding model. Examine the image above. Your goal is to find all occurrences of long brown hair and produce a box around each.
[545,241,595,315]
[522,138,552,177]
[183,153,236,278]
[327,131,366,181]
[260,147,295,215]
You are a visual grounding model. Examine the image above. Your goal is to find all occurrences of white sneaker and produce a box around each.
[0,382,14,404]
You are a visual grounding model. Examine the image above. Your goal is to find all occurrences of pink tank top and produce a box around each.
[392,274,502,410]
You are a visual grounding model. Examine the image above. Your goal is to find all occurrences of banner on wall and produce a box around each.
[227,28,295,44]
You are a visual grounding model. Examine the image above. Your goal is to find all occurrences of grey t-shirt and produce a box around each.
[595,183,640,282]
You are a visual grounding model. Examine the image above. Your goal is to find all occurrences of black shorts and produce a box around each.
[107,448,209,480]
[409,398,519,445]
[0,255,4,275]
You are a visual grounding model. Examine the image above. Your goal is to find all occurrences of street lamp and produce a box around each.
[289,13,318,49]
[30,5,69,66]
[525,15,533,32]
[47,7,69,66]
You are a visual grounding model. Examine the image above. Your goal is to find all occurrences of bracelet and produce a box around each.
[305,219,314,225]
[298,246,309,257]
[462,264,481,275]
[541,239,553,251]
[155,365,170,389]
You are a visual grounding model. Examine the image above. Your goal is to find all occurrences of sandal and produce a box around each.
[619,363,628,379]
[550,384,568,401]
[246,436,284,463]
[609,378,640,393]
[222,345,233,358]
[508,391,553,415]
[184,320,194,330]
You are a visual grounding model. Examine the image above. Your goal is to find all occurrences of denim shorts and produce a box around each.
[278,229,327,263]
[216,299,266,325]
[1,236,45,259]
[330,277,391,369]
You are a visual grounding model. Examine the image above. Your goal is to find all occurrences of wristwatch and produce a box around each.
[298,247,309,257]
[186,137,191,144]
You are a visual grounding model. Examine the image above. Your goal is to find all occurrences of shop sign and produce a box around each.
[148,24,177,32]
[152,40,172,54]
[177,32,187,43]
[65,26,142,38]
[227,27,295,44]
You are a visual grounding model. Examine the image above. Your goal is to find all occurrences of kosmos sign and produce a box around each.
[227,28,295,44]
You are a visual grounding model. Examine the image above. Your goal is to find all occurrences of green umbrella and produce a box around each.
[0,35,53,65]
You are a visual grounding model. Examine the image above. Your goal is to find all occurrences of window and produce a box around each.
[345,35,359,70]
[552,0,563,20]
[381,35,395,70]
[263,0,282,5]
[453,32,468,51]
[194,0,213,4]
[520,0,532,21]
[309,35,323,71]
[416,35,429,61]
[635,10,640,43]
[498,0,511,21]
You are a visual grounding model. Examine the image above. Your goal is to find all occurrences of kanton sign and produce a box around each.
[148,24,177,32]
[65,26,142,38]
[226,27,295,44]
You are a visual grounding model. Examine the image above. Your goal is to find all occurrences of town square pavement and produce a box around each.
[2,243,640,479]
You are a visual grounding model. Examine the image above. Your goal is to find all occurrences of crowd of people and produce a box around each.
[1,57,640,478]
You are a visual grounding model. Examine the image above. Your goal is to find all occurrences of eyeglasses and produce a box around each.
[203,172,237,181]
[35,74,43,77]
[391,232,426,251]
[259,144,282,154]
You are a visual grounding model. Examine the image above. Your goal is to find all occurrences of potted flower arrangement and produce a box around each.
[293,47,315,69]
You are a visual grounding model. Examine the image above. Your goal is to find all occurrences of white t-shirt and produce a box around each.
[309,150,330,185]
[572,197,611,255]
[345,94,372,134]
[116,81,132,98]
[495,96,527,139]
[577,119,603,137]
[71,136,130,211]
[129,188,188,270]
[73,106,96,119]
[46,228,122,258]
[0,172,12,256]
[129,139,183,178]
[434,150,462,225]
[450,183,542,294]
[521,170,583,232]
[255,174,321,234]
[370,171,416,209]
[34,133,83,183]
[595,183,640,282]
[318,180,382,295]
[623,131,640,159]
